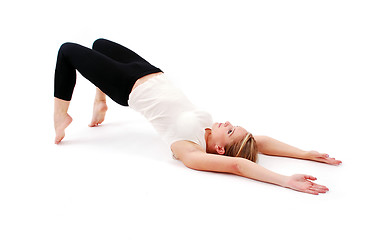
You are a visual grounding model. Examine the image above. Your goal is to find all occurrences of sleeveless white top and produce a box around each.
[128,74,213,150]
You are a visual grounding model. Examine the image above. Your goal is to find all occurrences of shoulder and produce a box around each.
[171,140,240,174]
[171,140,205,160]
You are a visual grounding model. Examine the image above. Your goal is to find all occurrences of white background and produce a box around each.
[1,0,370,239]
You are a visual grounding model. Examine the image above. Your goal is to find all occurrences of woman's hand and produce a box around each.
[305,151,342,165]
[285,174,329,195]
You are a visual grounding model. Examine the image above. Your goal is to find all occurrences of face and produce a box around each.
[210,121,249,153]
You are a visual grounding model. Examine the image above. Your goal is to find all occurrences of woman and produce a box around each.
[54,39,341,195]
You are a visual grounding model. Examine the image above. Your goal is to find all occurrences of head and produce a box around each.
[206,121,258,162]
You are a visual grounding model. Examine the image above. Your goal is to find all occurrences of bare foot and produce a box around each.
[54,113,73,144]
[88,100,108,127]
[306,151,342,165]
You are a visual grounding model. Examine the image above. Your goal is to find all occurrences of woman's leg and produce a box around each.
[92,38,151,64]
[53,41,161,143]
[54,98,72,144]
[88,38,147,127]
[54,42,137,103]
[88,88,108,127]
[53,42,125,143]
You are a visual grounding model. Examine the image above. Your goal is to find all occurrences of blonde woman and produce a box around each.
[54,39,341,195]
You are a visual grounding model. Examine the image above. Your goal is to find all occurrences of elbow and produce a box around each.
[181,157,200,171]
[232,159,243,176]
[183,162,197,171]
[234,158,255,177]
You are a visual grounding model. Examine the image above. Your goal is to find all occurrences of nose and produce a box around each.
[224,121,232,127]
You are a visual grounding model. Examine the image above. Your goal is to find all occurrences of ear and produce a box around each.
[215,145,225,155]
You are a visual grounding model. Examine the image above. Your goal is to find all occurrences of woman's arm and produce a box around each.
[171,141,328,195]
[254,136,341,165]
[235,158,328,195]
[254,136,306,159]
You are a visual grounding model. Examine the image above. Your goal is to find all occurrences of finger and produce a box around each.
[312,184,329,191]
[309,188,327,194]
[330,159,342,165]
[312,182,327,188]
[311,183,329,192]
[310,186,328,193]
[306,184,329,194]
[304,175,317,181]
[304,189,319,195]
[323,157,342,165]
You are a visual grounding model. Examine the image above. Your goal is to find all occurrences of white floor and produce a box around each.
[1,1,370,239]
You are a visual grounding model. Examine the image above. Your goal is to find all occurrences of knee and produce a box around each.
[58,42,76,55]
[92,38,108,50]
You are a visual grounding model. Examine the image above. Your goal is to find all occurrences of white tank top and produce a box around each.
[128,74,213,150]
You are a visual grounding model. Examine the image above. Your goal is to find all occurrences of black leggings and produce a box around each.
[54,38,162,106]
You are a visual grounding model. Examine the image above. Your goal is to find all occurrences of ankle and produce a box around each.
[93,99,108,113]
[54,98,70,116]
[94,98,107,103]
[54,111,68,117]
[54,112,70,123]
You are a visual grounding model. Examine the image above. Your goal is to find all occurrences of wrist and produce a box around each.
[279,175,290,188]
[298,150,310,160]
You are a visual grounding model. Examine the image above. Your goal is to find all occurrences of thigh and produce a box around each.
[92,38,150,64]
[59,42,134,105]
[58,42,161,106]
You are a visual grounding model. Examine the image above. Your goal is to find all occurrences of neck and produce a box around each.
[204,128,214,154]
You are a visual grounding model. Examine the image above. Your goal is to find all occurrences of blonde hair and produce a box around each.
[224,133,258,162]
